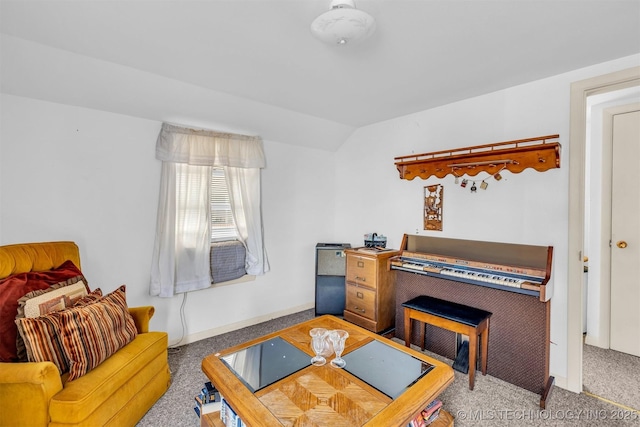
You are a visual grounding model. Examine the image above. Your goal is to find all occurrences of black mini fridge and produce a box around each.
[315,243,351,315]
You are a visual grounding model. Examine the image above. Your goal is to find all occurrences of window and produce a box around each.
[175,163,210,247]
[211,167,238,242]
[175,166,238,244]
[175,165,246,284]
[151,123,269,297]
[210,168,246,284]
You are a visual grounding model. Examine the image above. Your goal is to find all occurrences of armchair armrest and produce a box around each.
[128,306,155,334]
[0,361,63,427]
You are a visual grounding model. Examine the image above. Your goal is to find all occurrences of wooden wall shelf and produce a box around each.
[394,135,561,180]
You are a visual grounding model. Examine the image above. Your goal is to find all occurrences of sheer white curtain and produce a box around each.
[225,167,269,276]
[150,123,268,297]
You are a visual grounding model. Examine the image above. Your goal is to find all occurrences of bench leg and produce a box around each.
[480,321,489,376]
[404,308,411,347]
[419,323,426,351]
[468,332,477,390]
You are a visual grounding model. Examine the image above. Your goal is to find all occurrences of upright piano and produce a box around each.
[390,234,554,408]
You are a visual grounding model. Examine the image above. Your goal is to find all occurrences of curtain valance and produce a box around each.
[156,123,266,168]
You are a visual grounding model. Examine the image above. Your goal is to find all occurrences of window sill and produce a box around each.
[210,274,255,288]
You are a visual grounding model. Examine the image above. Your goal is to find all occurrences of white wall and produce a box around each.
[0,94,336,344]
[334,54,640,386]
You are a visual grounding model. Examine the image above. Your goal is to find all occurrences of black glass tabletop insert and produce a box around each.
[220,336,310,393]
[342,340,435,398]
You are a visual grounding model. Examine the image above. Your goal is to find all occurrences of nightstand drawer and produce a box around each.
[345,284,376,320]
[346,255,377,287]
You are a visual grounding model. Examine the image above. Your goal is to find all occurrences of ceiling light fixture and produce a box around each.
[310,0,376,46]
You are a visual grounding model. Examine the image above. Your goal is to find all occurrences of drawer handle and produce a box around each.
[357,261,365,268]
[355,276,366,282]
[354,306,366,313]
[356,291,364,299]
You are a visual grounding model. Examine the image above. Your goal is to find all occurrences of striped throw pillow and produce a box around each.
[57,285,137,381]
[15,288,104,373]
[15,312,69,373]
[16,285,136,380]
[14,278,89,363]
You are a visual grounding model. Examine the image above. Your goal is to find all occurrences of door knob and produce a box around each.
[617,241,628,249]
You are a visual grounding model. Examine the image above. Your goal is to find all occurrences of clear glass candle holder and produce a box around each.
[309,328,329,366]
[329,329,349,368]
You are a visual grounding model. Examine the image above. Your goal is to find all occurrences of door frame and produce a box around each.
[567,66,640,393]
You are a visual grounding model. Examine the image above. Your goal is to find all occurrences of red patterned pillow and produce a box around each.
[57,285,137,380]
[0,261,85,362]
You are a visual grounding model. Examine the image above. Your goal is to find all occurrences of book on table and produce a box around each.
[408,399,443,427]
[193,381,222,418]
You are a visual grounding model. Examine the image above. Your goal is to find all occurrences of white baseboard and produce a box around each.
[584,334,608,348]
[172,302,315,346]
[552,374,569,391]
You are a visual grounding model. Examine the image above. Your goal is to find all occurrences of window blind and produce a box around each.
[211,167,238,241]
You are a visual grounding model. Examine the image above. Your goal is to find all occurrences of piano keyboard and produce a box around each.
[391,256,542,292]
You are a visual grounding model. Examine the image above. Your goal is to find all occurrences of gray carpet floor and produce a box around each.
[583,342,640,412]
[138,310,640,426]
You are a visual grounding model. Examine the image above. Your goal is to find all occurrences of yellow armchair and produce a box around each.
[0,242,170,427]
[0,362,62,426]
[129,305,155,333]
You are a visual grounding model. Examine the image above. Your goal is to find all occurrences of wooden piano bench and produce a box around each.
[403,295,492,391]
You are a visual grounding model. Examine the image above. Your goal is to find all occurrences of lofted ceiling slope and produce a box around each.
[1,0,639,150]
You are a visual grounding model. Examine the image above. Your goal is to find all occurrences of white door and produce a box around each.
[610,104,640,357]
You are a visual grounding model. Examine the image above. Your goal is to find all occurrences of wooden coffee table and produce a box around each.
[201,315,454,427]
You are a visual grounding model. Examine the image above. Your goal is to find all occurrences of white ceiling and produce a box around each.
[1,0,639,150]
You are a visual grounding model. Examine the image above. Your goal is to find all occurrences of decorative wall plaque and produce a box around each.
[424,185,443,231]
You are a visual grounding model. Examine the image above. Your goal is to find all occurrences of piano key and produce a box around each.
[441,268,524,288]
[402,262,426,271]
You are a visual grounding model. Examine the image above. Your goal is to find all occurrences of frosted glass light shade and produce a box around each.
[310,0,376,46]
